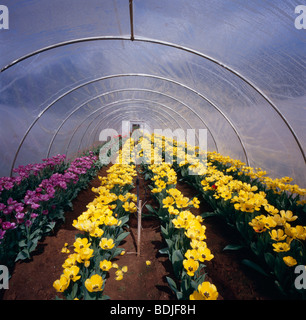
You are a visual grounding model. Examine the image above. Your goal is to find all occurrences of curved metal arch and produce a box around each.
[77,102,182,153]
[89,101,208,150]
[2,36,304,173]
[47,87,218,158]
[65,99,190,156]
[78,99,197,152]
[65,100,177,157]
[77,104,178,154]
[10,73,247,175]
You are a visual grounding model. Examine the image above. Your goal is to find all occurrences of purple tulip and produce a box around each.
[15,205,24,213]
[30,213,38,219]
[2,221,16,230]
[0,229,6,242]
[15,212,25,223]
[7,197,17,206]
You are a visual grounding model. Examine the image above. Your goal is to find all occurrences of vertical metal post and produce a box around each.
[137,199,142,257]
[129,0,134,41]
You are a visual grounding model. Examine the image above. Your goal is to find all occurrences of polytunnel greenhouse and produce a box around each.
[0,0,305,301]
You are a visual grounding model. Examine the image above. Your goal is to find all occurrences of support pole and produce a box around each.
[137,199,142,257]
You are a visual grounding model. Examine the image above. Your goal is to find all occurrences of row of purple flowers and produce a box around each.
[0,154,67,200]
[0,151,102,268]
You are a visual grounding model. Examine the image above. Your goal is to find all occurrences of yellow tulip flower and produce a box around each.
[100,260,112,272]
[73,237,91,253]
[269,229,287,241]
[76,247,94,264]
[62,253,78,269]
[162,196,175,208]
[272,242,291,252]
[183,258,199,276]
[115,270,124,281]
[53,274,70,293]
[85,274,103,292]
[89,227,104,238]
[99,238,115,250]
[190,281,218,300]
[197,247,214,262]
[63,266,81,282]
[283,256,297,267]
[280,210,298,222]
[184,249,200,260]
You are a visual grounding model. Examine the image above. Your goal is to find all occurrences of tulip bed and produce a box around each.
[133,133,219,300]
[3,131,305,300]
[53,138,138,300]
[177,147,306,298]
[144,163,218,300]
[0,149,102,271]
[133,132,306,299]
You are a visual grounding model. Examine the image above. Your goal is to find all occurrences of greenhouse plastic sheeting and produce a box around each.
[0,0,305,187]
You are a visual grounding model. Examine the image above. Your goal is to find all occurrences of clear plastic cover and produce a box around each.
[0,0,305,186]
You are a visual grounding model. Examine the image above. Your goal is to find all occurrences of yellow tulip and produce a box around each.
[283,256,297,267]
[197,247,214,262]
[272,242,291,252]
[183,258,199,276]
[269,229,287,241]
[190,281,218,300]
[62,253,78,269]
[53,274,70,292]
[89,227,104,238]
[162,196,175,208]
[63,266,81,282]
[73,237,91,253]
[85,274,103,292]
[99,238,115,250]
[280,210,298,222]
[100,260,112,272]
[76,247,94,264]
[115,270,124,281]
[184,249,199,260]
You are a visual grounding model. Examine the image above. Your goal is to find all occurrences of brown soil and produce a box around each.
[1,166,284,300]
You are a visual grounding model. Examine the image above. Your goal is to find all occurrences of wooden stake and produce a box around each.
[137,199,142,257]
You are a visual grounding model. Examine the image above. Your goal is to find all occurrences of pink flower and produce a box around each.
[4,181,14,190]
[2,221,16,230]
[0,229,6,242]
[31,203,40,210]
[7,198,17,206]
[14,205,24,213]
[15,212,25,223]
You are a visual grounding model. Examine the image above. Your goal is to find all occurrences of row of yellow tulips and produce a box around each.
[137,134,218,300]
[134,132,305,298]
[53,139,137,300]
[177,143,306,297]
